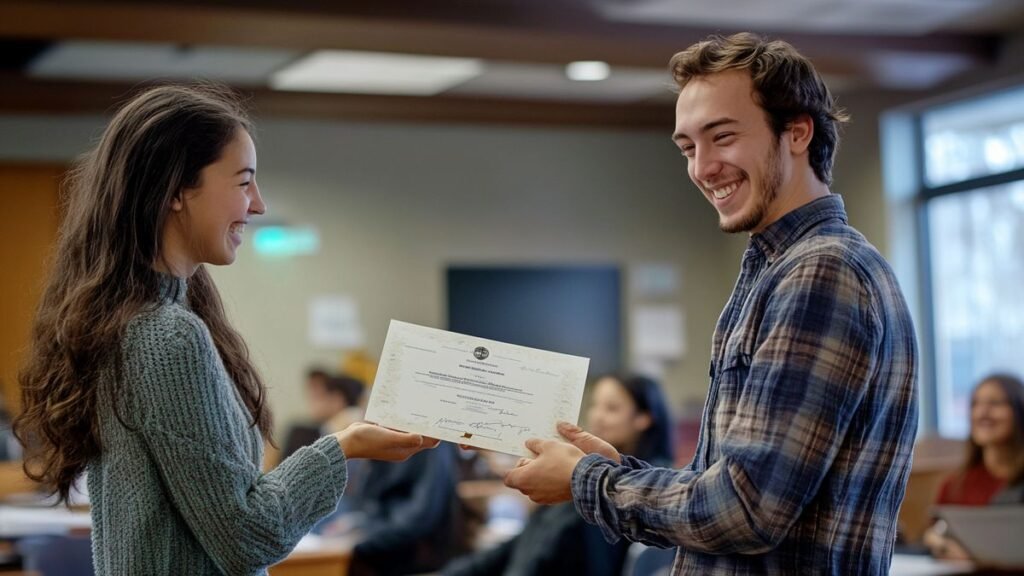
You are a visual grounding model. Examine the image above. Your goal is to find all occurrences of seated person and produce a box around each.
[440,373,674,576]
[329,443,464,576]
[924,373,1024,559]
[282,368,365,459]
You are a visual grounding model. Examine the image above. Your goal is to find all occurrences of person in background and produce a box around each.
[441,373,674,576]
[924,373,1024,560]
[12,84,435,576]
[283,369,366,459]
[342,443,464,576]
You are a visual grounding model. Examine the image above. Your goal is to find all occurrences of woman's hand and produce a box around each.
[923,520,972,561]
[334,422,440,461]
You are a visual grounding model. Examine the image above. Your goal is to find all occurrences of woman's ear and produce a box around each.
[633,412,653,434]
[170,194,184,212]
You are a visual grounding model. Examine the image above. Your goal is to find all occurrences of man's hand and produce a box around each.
[556,421,621,463]
[503,438,586,504]
[334,422,440,461]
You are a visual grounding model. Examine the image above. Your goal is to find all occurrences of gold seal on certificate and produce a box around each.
[365,320,591,457]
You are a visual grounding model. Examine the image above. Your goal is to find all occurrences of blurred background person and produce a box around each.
[282,368,366,460]
[440,373,674,576]
[924,373,1024,560]
[332,442,463,576]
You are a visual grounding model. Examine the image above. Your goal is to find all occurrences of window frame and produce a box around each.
[910,90,1024,436]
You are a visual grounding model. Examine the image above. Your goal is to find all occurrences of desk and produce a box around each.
[270,534,352,576]
[891,554,975,576]
[269,549,349,576]
[0,506,91,539]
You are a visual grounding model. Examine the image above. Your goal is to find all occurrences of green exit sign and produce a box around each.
[253,226,320,256]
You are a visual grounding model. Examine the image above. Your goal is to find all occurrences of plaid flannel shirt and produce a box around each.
[572,195,919,575]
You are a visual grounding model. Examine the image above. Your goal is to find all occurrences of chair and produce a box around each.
[17,535,93,576]
[898,436,965,543]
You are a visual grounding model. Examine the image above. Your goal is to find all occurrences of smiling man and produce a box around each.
[504,33,920,575]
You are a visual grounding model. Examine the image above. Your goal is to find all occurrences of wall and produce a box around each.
[0,73,952,435]
[0,115,736,435]
[0,164,62,413]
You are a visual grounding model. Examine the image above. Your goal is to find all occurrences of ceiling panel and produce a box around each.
[28,41,299,86]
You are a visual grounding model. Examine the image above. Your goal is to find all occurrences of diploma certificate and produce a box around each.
[365,320,590,457]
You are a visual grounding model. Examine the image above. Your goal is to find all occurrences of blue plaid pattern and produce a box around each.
[572,195,919,575]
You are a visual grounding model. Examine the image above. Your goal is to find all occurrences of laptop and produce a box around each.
[934,505,1024,568]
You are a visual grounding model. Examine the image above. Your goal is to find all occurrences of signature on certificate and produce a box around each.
[434,417,529,439]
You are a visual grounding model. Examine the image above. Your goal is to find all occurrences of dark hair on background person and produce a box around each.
[13,84,270,504]
[607,373,675,464]
[669,32,849,186]
[323,375,365,408]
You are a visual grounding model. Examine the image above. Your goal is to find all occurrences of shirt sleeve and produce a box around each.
[572,254,882,554]
[127,311,349,575]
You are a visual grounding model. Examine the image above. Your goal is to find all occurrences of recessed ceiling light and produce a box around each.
[270,50,484,95]
[566,61,611,82]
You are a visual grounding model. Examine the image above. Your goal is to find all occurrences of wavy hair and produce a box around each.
[14,84,272,504]
[670,32,849,186]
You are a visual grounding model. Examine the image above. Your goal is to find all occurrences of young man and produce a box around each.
[504,33,919,575]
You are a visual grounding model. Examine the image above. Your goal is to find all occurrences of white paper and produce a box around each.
[631,305,686,359]
[308,295,364,349]
[365,320,590,457]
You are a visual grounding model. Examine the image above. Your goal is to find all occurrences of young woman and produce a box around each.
[585,373,675,468]
[13,84,435,575]
[441,373,674,576]
[924,373,1024,559]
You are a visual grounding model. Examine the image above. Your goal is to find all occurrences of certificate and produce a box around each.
[365,320,590,457]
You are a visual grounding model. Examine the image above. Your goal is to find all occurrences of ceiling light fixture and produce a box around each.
[271,50,484,95]
[566,61,611,81]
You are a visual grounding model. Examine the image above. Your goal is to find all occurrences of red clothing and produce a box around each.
[936,465,1007,506]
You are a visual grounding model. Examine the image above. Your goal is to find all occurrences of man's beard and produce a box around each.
[720,139,783,234]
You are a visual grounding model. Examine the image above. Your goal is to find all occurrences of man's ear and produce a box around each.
[787,113,814,155]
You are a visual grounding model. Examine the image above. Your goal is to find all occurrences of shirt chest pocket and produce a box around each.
[711,335,754,441]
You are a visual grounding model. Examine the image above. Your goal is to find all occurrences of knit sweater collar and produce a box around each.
[157,273,188,305]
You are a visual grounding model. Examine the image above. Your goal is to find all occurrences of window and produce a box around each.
[915,85,1024,437]
[926,182,1024,436]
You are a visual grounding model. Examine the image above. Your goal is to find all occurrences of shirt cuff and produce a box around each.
[572,453,622,544]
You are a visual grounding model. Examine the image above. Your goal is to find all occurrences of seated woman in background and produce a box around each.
[441,373,674,576]
[924,373,1024,559]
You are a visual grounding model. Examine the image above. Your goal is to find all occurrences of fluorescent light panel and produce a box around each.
[29,41,298,85]
[271,50,484,95]
[566,61,611,82]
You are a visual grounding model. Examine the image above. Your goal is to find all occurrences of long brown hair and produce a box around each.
[13,84,273,504]
[669,32,849,186]
[955,373,1024,494]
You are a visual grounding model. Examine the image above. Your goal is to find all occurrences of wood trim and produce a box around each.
[0,0,1000,70]
[0,74,675,128]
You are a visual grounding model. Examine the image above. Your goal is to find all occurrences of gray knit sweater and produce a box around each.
[87,276,348,575]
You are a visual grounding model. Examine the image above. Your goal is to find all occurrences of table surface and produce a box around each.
[891,554,976,576]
